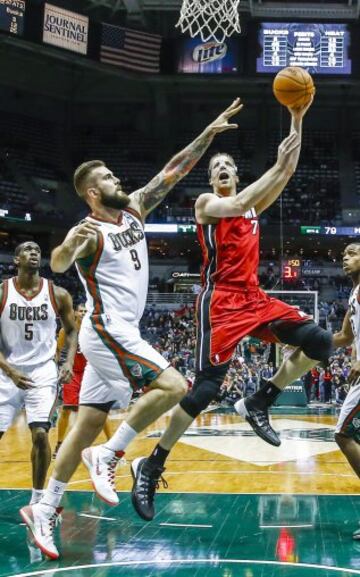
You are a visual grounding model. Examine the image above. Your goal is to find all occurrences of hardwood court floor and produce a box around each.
[0,405,359,577]
[0,405,357,495]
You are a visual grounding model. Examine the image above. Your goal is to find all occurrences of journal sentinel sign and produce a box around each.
[43,3,88,55]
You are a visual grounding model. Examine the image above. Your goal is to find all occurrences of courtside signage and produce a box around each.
[43,3,88,54]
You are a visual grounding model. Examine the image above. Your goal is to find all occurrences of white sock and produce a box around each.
[41,477,67,508]
[103,421,137,454]
[30,489,44,505]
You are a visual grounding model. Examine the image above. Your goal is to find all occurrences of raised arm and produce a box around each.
[196,131,301,220]
[130,98,243,219]
[50,221,99,273]
[253,96,313,215]
[333,310,354,348]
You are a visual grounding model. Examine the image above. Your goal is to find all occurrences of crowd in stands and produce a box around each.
[0,254,354,407]
[0,110,347,226]
[141,306,352,407]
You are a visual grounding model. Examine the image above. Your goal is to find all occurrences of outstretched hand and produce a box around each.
[207,97,243,134]
[288,94,314,122]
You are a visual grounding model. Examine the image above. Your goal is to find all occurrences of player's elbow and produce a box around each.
[50,247,70,273]
[233,197,250,216]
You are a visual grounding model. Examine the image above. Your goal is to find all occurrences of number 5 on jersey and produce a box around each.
[130,249,141,270]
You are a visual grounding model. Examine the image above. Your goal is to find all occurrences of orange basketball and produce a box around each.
[273,66,315,107]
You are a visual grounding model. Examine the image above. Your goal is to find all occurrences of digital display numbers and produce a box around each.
[282,258,301,280]
[301,226,360,236]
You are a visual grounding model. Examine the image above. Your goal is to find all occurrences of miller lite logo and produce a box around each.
[192,42,227,64]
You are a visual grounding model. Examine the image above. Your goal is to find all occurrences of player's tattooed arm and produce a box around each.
[130,98,243,217]
[333,310,354,348]
[54,286,78,383]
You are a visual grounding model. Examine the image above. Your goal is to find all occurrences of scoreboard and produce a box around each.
[301,226,360,236]
[281,258,302,281]
[257,22,351,75]
[0,0,25,35]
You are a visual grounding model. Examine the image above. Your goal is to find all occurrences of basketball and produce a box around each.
[273,66,315,108]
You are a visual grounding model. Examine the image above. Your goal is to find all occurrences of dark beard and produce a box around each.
[100,190,130,209]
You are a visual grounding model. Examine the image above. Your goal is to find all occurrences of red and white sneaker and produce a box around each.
[81,446,123,506]
[20,503,62,560]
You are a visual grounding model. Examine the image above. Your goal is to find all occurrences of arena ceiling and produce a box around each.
[77,0,360,20]
[1,0,360,103]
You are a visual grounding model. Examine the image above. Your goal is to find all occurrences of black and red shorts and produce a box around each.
[195,285,311,372]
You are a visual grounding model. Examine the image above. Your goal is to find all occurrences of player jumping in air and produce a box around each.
[20,99,243,559]
[129,96,338,522]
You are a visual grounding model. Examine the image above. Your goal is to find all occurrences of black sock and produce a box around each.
[146,444,170,470]
[249,379,282,409]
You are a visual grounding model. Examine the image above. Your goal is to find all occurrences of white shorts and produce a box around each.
[335,383,360,442]
[79,314,169,408]
[0,359,58,432]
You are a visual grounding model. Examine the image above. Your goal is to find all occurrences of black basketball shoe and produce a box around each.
[131,457,167,521]
[235,397,281,447]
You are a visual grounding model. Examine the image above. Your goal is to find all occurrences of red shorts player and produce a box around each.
[130,95,334,522]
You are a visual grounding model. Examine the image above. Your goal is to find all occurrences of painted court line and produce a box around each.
[260,524,314,529]
[159,522,213,528]
[78,513,117,521]
[10,558,360,577]
[1,488,359,496]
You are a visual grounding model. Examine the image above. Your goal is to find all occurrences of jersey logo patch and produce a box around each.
[130,362,143,378]
[352,418,360,430]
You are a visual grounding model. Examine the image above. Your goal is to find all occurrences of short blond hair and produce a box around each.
[73,160,105,198]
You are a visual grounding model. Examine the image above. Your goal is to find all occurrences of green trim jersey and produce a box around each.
[335,283,360,442]
[74,209,169,404]
[0,277,58,367]
[348,284,360,361]
[76,210,149,325]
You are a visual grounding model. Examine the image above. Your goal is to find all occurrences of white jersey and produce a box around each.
[0,277,58,367]
[348,283,360,361]
[76,210,148,325]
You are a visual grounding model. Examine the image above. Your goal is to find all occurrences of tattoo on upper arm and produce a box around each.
[139,130,214,213]
[139,173,168,212]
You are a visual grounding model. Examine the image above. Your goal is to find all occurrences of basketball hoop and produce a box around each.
[176,0,241,44]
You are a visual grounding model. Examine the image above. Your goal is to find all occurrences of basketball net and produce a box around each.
[176,0,241,44]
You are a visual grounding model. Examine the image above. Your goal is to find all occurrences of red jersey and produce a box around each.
[197,208,259,289]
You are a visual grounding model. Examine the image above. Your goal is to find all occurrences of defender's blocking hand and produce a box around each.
[207,98,243,135]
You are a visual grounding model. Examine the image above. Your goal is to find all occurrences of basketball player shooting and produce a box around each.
[128,95,339,522]
[0,242,77,507]
[20,98,243,560]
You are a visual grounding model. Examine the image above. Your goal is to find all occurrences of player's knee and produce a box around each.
[31,429,49,450]
[271,320,333,364]
[154,367,187,401]
[180,376,220,419]
[170,372,188,403]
